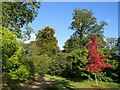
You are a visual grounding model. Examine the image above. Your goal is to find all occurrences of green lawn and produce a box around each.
[45,74,120,90]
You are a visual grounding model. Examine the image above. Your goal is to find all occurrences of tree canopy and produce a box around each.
[64,9,107,52]
[36,26,59,56]
[2,2,40,38]
[69,9,107,46]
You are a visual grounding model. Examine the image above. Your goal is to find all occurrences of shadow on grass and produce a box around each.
[14,77,75,90]
[46,79,75,90]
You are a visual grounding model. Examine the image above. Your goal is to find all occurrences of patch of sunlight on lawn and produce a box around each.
[45,74,120,88]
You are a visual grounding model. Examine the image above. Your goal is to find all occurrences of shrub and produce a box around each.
[48,52,69,76]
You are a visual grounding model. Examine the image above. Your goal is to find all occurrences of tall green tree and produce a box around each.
[36,26,59,56]
[2,2,40,38]
[64,9,107,52]
[69,8,107,47]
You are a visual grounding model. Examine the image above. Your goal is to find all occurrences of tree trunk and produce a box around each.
[95,73,98,86]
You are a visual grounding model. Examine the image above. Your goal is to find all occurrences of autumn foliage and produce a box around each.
[85,35,112,74]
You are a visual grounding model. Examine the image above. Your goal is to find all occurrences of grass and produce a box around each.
[45,74,120,90]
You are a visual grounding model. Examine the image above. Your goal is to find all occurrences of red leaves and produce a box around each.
[85,35,112,74]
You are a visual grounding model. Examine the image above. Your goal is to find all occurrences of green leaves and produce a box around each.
[64,35,81,53]
[10,65,30,80]
[23,25,34,40]
[2,2,40,38]
[63,47,90,80]
[36,26,59,56]
[2,27,19,62]
[48,52,70,76]
[2,27,31,88]
[69,8,107,45]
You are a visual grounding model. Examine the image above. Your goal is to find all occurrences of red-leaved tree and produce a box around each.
[85,35,112,86]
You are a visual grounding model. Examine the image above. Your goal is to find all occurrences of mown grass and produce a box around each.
[45,74,120,90]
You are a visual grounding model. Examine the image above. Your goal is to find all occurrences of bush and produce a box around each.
[65,47,93,81]
[23,54,53,77]
[98,48,119,82]
[48,47,93,81]
[48,52,70,76]
[2,27,31,89]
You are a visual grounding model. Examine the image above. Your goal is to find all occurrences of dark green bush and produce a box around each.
[48,52,70,76]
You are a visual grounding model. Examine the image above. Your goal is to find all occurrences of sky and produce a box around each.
[24,2,118,50]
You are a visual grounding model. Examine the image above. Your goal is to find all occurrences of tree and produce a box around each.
[2,27,23,88]
[117,37,120,55]
[2,27,35,89]
[22,41,40,56]
[36,26,59,56]
[29,41,40,56]
[69,9,107,47]
[106,37,117,50]
[2,2,40,38]
[85,35,112,86]
[63,35,81,53]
